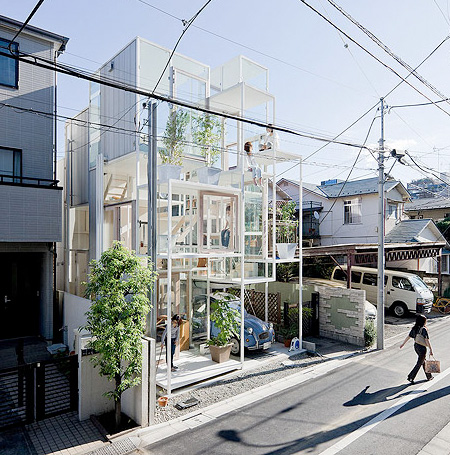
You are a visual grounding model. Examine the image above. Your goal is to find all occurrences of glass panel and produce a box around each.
[172,54,208,80]
[0,149,14,176]
[362,273,377,286]
[0,38,18,87]
[139,42,171,93]
[199,192,238,252]
[333,269,347,281]
[241,57,267,91]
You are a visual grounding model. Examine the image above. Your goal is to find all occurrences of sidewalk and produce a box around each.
[4,321,448,455]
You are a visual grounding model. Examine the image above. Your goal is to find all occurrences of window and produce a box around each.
[442,256,449,274]
[351,271,362,283]
[392,276,414,291]
[0,38,18,88]
[362,273,377,286]
[333,269,347,281]
[0,147,22,181]
[388,204,398,219]
[344,198,362,224]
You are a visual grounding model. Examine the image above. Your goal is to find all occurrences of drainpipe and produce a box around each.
[52,48,58,342]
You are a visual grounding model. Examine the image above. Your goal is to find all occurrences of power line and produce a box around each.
[0,48,373,152]
[152,0,214,94]
[299,0,450,118]
[319,114,378,226]
[326,0,450,109]
[134,0,370,96]
[300,12,450,164]
[8,0,45,52]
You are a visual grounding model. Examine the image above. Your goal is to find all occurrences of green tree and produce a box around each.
[161,108,189,165]
[192,113,223,166]
[84,242,157,431]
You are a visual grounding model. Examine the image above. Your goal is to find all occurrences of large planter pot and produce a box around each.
[159,164,182,184]
[196,166,222,185]
[277,243,297,259]
[209,344,232,363]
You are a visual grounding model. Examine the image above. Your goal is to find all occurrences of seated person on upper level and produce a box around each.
[259,124,280,152]
[245,141,262,187]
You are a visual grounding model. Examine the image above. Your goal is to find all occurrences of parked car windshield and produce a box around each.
[409,275,429,290]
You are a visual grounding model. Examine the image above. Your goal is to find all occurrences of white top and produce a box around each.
[259,131,280,151]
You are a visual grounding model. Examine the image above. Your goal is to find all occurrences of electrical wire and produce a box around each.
[151,0,214,95]
[319,114,378,226]
[325,0,450,110]
[299,0,450,118]
[301,23,450,164]
[0,49,375,153]
[134,0,371,96]
[7,0,46,52]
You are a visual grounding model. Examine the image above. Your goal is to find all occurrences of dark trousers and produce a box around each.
[221,228,230,247]
[408,343,432,380]
[165,338,176,367]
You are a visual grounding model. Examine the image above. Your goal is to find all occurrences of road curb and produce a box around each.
[132,354,359,449]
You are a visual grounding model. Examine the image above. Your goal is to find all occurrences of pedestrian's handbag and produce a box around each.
[415,327,427,346]
[424,356,441,374]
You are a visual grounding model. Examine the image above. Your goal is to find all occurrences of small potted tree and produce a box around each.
[208,297,240,363]
[159,108,188,183]
[276,201,298,259]
[193,113,223,185]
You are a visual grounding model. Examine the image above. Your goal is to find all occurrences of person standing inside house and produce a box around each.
[400,314,433,383]
[162,314,180,372]
[245,141,262,187]
[259,124,280,152]
[221,205,231,248]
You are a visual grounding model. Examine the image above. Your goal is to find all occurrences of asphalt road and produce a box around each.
[145,315,450,455]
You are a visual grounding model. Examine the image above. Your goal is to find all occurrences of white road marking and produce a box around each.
[314,366,450,455]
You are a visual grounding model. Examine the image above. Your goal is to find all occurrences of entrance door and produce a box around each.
[0,253,40,339]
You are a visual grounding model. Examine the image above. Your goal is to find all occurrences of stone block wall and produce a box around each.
[315,285,366,346]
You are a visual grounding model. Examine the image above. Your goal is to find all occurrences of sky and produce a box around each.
[3,0,450,187]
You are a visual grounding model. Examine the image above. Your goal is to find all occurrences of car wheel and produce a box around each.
[392,302,408,318]
[229,337,240,356]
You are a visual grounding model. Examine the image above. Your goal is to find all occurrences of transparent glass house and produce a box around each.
[63,38,302,395]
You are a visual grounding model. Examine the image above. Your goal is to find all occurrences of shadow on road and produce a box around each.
[343,384,410,406]
[215,385,450,454]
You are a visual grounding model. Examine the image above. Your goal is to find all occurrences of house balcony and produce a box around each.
[0,175,62,242]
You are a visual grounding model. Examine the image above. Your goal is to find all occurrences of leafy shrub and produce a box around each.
[364,319,377,347]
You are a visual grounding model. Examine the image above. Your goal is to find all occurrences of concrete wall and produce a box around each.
[63,292,91,350]
[76,334,155,427]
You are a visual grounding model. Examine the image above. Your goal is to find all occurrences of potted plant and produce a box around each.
[192,113,223,185]
[279,324,298,347]
[207,297,240,363]
[159,109,188,183]
[276,201,298,259]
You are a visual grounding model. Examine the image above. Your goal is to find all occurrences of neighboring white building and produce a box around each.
[0,16,68,340]
[278,177,410,246]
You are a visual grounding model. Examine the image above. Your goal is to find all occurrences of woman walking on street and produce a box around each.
[400,314,433,384]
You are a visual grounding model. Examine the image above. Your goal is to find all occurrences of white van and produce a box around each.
[330,266,434,317]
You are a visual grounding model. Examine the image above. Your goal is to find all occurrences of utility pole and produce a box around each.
[147,101,157,338]
[377,98,386,350]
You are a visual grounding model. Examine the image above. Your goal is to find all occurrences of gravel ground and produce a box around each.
[155,352,338,424]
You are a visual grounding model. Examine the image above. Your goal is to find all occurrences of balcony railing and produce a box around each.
[0,174,60,188]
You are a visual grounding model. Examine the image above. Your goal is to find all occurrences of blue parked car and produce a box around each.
[192,292,275,355]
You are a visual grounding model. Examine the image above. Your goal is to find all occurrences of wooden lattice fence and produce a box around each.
[230,289,281,324]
